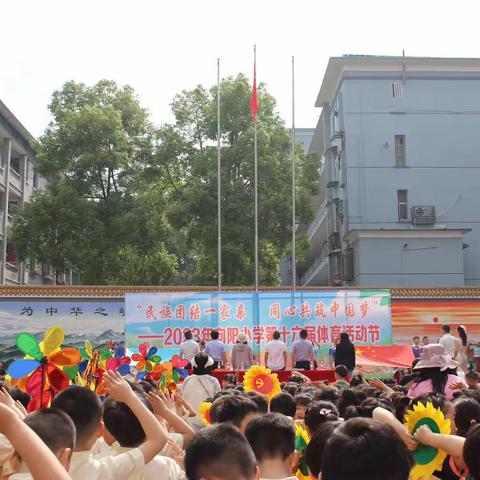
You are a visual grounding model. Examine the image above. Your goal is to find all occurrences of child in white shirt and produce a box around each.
[0,402,70,480]
[52,371,168,480]
[101,388,185,480]
[10,408,75,480]
[245,413,298,480]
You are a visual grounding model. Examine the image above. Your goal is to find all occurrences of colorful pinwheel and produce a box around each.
[132,343,161,380]
[171,354,189,379]
[146,354,189,386]
[104,345,131,377]
[7,327,81,411]
[145,362,168,382]
[156,355,189,391]
[76,340,110,391]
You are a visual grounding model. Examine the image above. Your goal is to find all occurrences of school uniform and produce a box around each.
[101,444,185,480]
[97,431,183,459]
[90,437,112,456]
[0,433,14,466]
[161,432,183,456]
[69,448,145,480]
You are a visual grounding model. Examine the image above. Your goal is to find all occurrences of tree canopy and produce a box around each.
[11,76,319,285]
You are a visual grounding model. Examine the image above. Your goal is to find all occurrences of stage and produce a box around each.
[209,369,336,384]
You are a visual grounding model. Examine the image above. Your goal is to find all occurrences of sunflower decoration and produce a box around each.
[7,327,81,411]
[199,401,213,426]
[294,423,310,480]
[404,401,451,480]
[243,365,281,400]
[131,343,161,380]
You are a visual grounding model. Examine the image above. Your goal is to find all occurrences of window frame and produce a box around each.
[394,134,406,167]
[397,189,408,221]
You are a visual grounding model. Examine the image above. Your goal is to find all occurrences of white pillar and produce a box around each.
[19,155,28,285]
[20,155,27,205]
[1,139,11,284]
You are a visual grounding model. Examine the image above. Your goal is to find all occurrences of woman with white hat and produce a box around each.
[408,344,467,400]
[231,332,254,371]
[181,352,221,429]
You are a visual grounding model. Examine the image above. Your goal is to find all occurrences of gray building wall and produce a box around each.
[295,128,315,153]
[352,235,465,286]
[341,73,480,285]
[302,57,480,287]
[280,128,316,286]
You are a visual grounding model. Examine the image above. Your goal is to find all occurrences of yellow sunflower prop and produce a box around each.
[199,401,212,426]
[404,401,451,480]
[243,365,281,400]
[294,423,310,480]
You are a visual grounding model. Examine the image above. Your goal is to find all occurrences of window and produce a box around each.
[10,157,20,175]
[33,172,39,189]
[42,263,49,277]
[392,82,403,98]
[6,244,16,264]
[331,97,339,133]
[397,190,408,221]
[395,135,406,167]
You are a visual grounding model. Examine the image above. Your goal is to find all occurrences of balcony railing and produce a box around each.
[5,262,20,284]
[306,203,327,241]
[9,168,23,193]
[301,246,329,286]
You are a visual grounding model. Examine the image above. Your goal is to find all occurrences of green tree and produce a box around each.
[12,76,318,286]
[11,80,179,284]
[152,74,319,285]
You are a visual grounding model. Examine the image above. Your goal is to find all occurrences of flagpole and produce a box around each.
[254,45,259,291]
[291,55,296,291]
[217,58,222,291]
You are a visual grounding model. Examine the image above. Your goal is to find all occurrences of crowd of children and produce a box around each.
[0,344,480,479]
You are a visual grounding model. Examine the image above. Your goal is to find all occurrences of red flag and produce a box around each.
[251,57,259,121]
[355,345,414,368]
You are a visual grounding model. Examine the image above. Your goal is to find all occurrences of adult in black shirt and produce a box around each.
[334,332,356,377]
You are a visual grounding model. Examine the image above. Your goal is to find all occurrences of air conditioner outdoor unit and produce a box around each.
[411,205,436,225]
